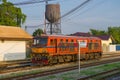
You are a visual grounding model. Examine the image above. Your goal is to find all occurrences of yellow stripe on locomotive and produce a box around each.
[32,48,47,53]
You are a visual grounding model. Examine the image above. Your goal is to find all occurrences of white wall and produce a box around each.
[109,45,116,52]
[102,38,112,52]
[0,40,26,61]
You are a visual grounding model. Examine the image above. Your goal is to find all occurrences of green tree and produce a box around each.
[108,27,120,43]
[90,29,108,36]
[33,29,43,37]
[0,0,26,27]
[90,27,120,44]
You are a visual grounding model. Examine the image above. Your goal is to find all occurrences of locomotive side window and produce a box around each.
[60,39,63,43]
[54,39,57,45]
[88,40,100,50]
[66,39,68,43]
[50,39,57,46]
[59,39,64,51]
[94,43,98,49]
[88,43,92,50]
[71,40,74,42]
[65,39,68,50]
[95,40,98,49]
[70,39,74,51]
[50,39,54,45]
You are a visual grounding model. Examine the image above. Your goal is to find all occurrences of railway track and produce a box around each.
[81,58,120,68]
[0,52,119,69]
[0,53,119,74]
[0,53,120,74]
[1,52,120,65]
[102,52,120,58]
[103,72,120,80]
[0,58,31,69]
[0,59,32,72]
[78,68,120,80]
[1,57,120,80]
[1,66,78,80]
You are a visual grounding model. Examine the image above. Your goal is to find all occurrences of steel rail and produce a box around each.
[1,58,120,80]
[78,68,120,80]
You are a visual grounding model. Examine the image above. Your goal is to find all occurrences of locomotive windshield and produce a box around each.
[33,37,48,46]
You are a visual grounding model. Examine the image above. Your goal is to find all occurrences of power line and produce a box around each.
[60,0,91,19]
[62,0,108,22]
[26,0,91,29]
[26,23,46,28]
[13,0,54,5]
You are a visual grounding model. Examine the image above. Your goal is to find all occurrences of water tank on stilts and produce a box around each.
[45,4,61,34]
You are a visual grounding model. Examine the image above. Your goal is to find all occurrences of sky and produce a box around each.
[6,0,120,35]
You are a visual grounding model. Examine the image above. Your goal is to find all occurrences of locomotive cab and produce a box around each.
[32,37,48,53]
[31,36,49,64]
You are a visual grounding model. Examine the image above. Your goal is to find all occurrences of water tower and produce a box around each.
[45,4,61,34]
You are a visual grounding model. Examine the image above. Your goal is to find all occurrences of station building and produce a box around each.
[0,26,32,61]
[97,35,114,52]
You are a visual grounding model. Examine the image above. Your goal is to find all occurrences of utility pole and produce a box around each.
[25,26,27,31]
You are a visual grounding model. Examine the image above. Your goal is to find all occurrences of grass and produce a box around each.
[1,61,120,80]
[80,62,120,76]
[38,61,120,80]
[48,75,56,79]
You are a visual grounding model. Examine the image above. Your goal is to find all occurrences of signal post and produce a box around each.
[77,40,87,73]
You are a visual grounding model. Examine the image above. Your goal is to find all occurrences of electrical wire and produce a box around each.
[63,0,108,22]
[60,0,91,19]
[26,24,45,28]
[13,0,55,5]
[26,0,91,28]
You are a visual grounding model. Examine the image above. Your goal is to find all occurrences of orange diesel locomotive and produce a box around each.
[31,35,102,65]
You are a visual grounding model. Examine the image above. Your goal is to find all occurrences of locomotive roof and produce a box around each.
[35,34,101,40]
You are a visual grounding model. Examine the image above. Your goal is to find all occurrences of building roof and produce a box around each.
[96,35,116,43]
[70,32,91,37]
[96,35,110,40]
[0,25,32,40]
